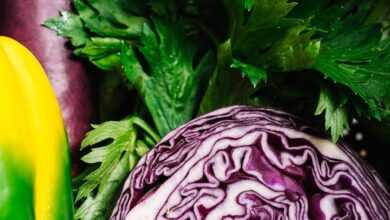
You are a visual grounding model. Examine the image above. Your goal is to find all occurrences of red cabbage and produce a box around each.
[111,106,390,220]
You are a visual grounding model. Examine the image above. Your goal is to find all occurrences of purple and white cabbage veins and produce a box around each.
[111,106,390,220]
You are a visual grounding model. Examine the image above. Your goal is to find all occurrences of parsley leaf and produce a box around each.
[315,85,350,142]
[225,0,320,72]
[46,4,215,136]
[121,18,215,135]
[312,1,390,119]
[314,27,390,119]
[74,37,124,71]
[231,59,267,87]
[43,11,88,47]
[45,0,146,71]
[45,0,390,143]
[73,0,146,38]
[199,67,262,114]
[198,0,321,113]
[198,39,263,114]
[75,117,159,220]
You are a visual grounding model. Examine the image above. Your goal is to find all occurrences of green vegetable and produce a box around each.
[44,11,88,47]
[231,59,267,87]
[314,84,350,142]
[120,18,214,135]
[74,117,159,220]
[199,68,260,114]
[46,0,390,143]
[314,25,390,120]
[224,0,320,73]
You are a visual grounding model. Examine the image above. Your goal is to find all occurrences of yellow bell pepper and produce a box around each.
[0,36,73,220]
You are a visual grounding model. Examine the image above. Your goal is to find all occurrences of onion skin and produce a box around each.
[0,0,94,156]
[111,106,390,220]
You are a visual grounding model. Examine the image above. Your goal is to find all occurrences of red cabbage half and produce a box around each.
[111,106,390,220]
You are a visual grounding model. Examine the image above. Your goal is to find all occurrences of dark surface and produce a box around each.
[344,120,390,185]
[0,0,95,163]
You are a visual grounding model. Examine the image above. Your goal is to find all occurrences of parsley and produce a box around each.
[231,59,267,87]
[225,0,320,73]
[47,0,390,140]
[310,1,390,120]
[120,18,215,135]
[315,85,350,142]
[74,117,159,220]
[47,0,390,141]
[43,11,87,47]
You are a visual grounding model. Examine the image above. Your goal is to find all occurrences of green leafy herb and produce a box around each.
[315,85,350,142]
[199,68,261,114]
[225,0,320,72]
[308,1,390,120]
[231,59,267,87]
[199,39,263,114]
[121,18,215,135]
[72,0,146,38]
[43,11,88,47]
[46,0,390,143]
[74,38,124,71]
[75,117,159,220]
[314,26,390,120]
[44,0,146,71]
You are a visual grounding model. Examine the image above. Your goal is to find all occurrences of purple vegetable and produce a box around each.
[0,0,94,157]
[112,106,390,220]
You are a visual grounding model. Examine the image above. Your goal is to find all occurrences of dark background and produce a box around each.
[344,119,390,185]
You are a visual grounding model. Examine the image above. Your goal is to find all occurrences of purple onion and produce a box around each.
[112,106,390,220]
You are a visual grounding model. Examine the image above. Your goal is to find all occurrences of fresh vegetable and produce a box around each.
[44,0,216,137]
[74,117,159,220]
[0,0,95,155]
[112,106,390,219]
[0,36,73,220]
[46,0,390,142]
